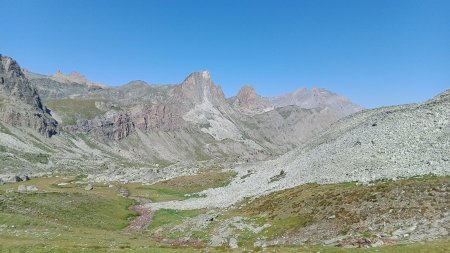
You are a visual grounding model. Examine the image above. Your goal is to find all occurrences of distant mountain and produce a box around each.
[228,85,273,114]
[228,86,363,117]
[51,70,105,87]
[270,87,363,117]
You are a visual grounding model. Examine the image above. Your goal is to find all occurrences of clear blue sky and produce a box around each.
[1,0,449,108]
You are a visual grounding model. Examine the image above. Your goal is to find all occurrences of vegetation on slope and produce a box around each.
[0,175,448,252]
[46,99,106,126]
[189,175,450,248]
[127,170,236,202]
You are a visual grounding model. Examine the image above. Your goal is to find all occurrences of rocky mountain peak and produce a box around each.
[271,87,363,117]
[174,71,225,106]
[122,80,149,88]
[52,70,104,87]
[236,85,257,100]
[182,71,212,87]
[0,55,42,108]
[0,55,58,137]
[233,85,273,113]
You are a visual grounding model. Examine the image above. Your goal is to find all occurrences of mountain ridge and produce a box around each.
[24,68,363,115]
[0,55,58,137]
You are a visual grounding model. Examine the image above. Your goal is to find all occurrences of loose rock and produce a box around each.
[17,185,27,192]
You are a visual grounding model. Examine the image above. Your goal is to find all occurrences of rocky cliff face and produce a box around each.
[172,71,226,108]
[8,54,363,165]
[71,71,229,141]
[230,86,273,114]
[0,55,58,137]
[72,103,186,141]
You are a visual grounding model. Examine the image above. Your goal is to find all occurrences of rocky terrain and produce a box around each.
[0,55,58,137]
[229,85,274,114]
[0,54,361,179]
[149,88,450,210]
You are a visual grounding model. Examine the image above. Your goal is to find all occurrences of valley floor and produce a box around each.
[0,173,448,252]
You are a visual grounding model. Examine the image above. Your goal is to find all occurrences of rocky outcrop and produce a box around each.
[71,71,228,141]
[72,103,186,140]
[230,85,273,114]
[0,55,58,137]
[270,87,363,117]
[172,71,226,108]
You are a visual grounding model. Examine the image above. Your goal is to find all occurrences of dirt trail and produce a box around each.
[124,196,153,232]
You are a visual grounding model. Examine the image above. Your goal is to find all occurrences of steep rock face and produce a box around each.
[73,103,186,140]
[75,111,135,140]
[172,71,226,108]
[0,56,43,108]
[270,87,363,117]
[230,85,273,114]
[0,55,58,137]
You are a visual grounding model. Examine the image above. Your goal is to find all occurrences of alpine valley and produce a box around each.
[0,54,449,252]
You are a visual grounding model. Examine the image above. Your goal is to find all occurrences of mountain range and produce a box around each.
[0,54,364,177]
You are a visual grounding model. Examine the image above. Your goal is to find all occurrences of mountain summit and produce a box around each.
[0,55,58,136]
[231,85,273,114]
[52,70,104,87]
[173,71,225,107]
[270,87,363,117]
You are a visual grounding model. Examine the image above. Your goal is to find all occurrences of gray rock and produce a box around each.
[0,179,4,186]
[0,55,58,137]
[229,238,238,249]
[118,187,129,197]
[17,185,27,192]
[14,176,23,182]
[26,185,38,192]
[17,185,38,192]
[84,184,93,191]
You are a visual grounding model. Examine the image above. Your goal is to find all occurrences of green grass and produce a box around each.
[77,133,100,149]
[46,99,105,126]
[269,169,286,182]
[150,209,203,231]
[210,175,450,243]
[0,142,51,165]
[127,170,236,202]
[0,175,448,252]
[0,190,134,231]
[28,135,54,153]
[0,176,218,252]
[21,152,50,164]
[0,241,449,253]
[0,122,19,138]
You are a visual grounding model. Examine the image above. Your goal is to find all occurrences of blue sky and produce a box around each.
[1,0,449,108]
